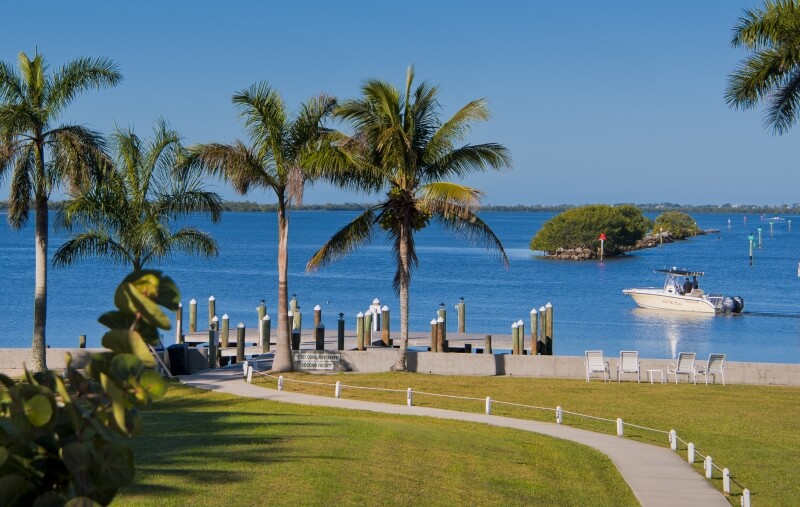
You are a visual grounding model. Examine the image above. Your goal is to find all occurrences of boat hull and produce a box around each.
[623,289,717,314]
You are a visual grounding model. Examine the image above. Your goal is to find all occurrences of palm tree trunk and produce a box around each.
[271,201,293,372]
[391,224,410,371]
[31,196,48,372]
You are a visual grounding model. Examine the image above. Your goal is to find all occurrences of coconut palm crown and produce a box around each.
[187,83,336,372]
[53,119,222,271]
[307,66,511,371]
[0,51,122,371]
[726,0,800,133]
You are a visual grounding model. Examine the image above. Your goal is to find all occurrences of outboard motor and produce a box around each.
[732,296,745,313]
[722,297,737,314]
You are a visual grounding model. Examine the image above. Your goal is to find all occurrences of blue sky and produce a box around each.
[1,0,794,206]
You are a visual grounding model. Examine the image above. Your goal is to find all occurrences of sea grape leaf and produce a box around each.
[64,498,102,507]
[115,283,171,330]
[0,474,37,506]
[24,394,53,428]
[122,270,180,311]
[99,373,128,434]
[101,330,155,367]
[139,369,167,401]
[61,442,92,496]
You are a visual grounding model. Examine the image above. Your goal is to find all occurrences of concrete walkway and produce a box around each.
[180,367,731,507]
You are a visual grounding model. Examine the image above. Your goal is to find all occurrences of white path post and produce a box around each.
[616,418,624,437]
[485,396,492,415]
[278,375,284,391]
[556,406,563,424]
[335,381,342,398]
[407,388,413,406]
[723,468,730,495]
[246,365,253,384]
[687,442,695,463]
[670,429,677,451]
[705,456,713,478]
[742,488,750,507]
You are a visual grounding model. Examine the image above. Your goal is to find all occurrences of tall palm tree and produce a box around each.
[188,83,335,372]
[726,0,800,133]
[0,51,121,371]
[306,66,511,371]
[53,119,222,271]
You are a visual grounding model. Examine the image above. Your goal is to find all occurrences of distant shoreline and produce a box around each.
[4,201,797,215]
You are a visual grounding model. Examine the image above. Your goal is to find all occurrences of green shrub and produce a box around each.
[0,270,178,506]
[652,211,701,239]
[530,205,652,255]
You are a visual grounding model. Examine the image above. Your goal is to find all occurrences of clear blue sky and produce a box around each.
[1,0,793,206]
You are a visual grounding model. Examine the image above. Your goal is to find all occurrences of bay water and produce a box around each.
[1,211,798,364]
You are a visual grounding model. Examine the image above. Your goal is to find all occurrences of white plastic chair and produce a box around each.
[697,353,726,385]
[585,350,610,382]
[617,350,640,383]
[667,352,697,384]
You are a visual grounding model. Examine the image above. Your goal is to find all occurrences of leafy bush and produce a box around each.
[530,204,652,255]
[652,211,701,239]
[0,270,178,506]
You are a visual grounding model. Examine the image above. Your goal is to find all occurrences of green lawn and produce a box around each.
[115,373,800,506]
[115,383,637,507]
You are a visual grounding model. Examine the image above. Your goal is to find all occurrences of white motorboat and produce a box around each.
[622,269,744,314]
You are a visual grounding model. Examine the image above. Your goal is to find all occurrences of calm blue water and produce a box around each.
[1,211,799,363]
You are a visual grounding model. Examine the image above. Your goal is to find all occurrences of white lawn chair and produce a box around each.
[617,350,640,382]
[667,352,697,384]
[697,353,726,385]
[585,350,610,382]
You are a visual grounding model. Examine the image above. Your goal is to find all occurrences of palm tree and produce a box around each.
[306,66,511,371]
[53,119,222,271]
[187,83,335,372]
[0,51,121,371]
[726,0,800,133]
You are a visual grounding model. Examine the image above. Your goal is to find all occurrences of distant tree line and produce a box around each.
[4,201,799,214]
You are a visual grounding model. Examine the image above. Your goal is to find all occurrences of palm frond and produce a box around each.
[306,207,377,271]
[156,189,223,222]
[423,143,511,182]
[765,68,800,133]
[188,141,277,194]
[418,182,483,217]
[166,227,219,259]
[7,144,33,228]
[437,209,509,268]
[47,125,108,193]
[233,82,288,173]
[424,99,489,164]
[47,56,122,117]
[0,59,23,102]
[52,231,131,268]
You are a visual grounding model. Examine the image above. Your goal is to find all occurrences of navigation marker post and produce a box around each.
[598,232,607,262]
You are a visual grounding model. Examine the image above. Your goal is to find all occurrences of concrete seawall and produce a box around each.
[3,347,799,386]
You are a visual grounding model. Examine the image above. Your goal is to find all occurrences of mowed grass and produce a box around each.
[114,383,637,507]
[245,372,800,506]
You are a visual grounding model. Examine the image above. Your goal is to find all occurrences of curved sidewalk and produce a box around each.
[180,368,730,507]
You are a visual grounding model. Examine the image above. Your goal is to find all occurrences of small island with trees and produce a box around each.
[529,205,704,260]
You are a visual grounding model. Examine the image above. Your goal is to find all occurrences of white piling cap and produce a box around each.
[430,319,437,325]
[373,298,380,304]
[190,298,196,304]
[178,302,183,307]
[382,305,389,311]
[357,312,364,317]
[314,305,321,310]
[517,320,524,326]
[288,310,293,316]
[530,308,536,314]
[238,322,245,327]
[511,322,519,328]
[437,317,444,323]
[222,314,229,319]
[212,316,219,322]
[209,295,215,301]
[539,306,546,312]
[546,302,552,308]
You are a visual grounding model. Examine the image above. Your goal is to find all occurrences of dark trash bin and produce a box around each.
[167,343,189,375]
